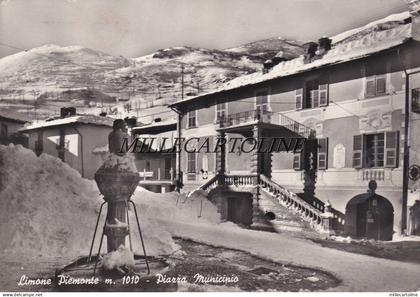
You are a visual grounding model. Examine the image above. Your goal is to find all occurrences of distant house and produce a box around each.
[131,118,177,193]
[20,108,113,179]
[0,110,31,146]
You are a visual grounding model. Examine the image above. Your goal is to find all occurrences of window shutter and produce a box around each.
[385,131,399,168]
[293,152,303,170]
[376,76,386,95]
[318,138,328,170]
[311,89,320,108]
[353,134,363,169]
[365,77,375,98]
[319,84,329,106]
[295,88,303,110]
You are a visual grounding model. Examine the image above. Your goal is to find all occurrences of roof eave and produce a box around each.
[169,38,412,112]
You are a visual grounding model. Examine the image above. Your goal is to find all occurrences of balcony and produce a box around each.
[217,110,315,138]
[362,168,386,181]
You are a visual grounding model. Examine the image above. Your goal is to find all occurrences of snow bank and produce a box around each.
[0,144,220,260]
[0,144,101,259]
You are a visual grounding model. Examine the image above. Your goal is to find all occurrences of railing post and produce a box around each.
[321,200,336,236]
[157,168,161,180]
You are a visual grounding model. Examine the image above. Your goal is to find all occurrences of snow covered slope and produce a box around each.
[0,39,304,118]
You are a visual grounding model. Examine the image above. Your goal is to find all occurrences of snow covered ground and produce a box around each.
[1,144,420,292]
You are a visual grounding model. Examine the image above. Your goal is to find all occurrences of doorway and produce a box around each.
[227,195,253,226]
[345,193,394,241]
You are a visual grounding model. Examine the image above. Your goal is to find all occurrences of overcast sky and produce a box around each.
[0,0,408,59]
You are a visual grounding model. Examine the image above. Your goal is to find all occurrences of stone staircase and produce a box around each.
[195,173,334,236]
[258,175,331,235]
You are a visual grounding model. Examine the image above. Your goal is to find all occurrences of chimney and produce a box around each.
[124,117,137,128]
[60,107,76,118]
[303,42,318,64]
[263,52,291,74]
[317,37,332,56]
[263,59,274,74]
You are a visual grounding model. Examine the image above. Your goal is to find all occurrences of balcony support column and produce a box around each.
[250,125,262,226]
[216,131,226,185]
[303,134,318,203]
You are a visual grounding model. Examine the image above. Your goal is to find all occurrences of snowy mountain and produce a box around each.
[0,39,304,119]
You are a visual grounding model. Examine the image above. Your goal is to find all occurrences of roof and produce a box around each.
[0,110,32,124]
[20,114,114,132]
[170,13,412,110]
[131,118,177,135]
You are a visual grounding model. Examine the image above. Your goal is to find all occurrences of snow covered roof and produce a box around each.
[20,114,114,132]
[0,110,32,123]
[132,118,177,135]
[170,12,412,110]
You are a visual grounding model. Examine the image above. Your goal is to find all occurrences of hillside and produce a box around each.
[0,39,304,119]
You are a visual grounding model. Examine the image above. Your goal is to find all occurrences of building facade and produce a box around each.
[169,12,420,240]
[21,111,113,179]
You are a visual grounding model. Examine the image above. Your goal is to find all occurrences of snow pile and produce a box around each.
[0,144,101,259]
[132,187,220,226]
[102,245,135,271]
[0,145,181,259]
[0,144,220,260]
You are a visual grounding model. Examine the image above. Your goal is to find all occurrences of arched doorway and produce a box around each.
[345,193,394,241]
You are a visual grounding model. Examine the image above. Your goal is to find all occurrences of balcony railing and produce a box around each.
[362,168,386,181]
[139,168,175,181]
[218,110,315,138]
[224,174,258,186]
[218,110,271,128]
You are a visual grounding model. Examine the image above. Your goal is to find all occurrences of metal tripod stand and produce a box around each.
[87,199,150,276]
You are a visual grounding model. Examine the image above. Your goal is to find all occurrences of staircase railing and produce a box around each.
[199,175,219,192]
[259,174,325,228]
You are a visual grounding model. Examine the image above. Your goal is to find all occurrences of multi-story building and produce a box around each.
[169,11,420,240]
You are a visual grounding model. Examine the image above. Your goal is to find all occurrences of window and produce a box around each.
[365,75,386,98]
[293,151,303,170]
[35,131,44,156]
[295,88,303,109]
[0,124,8,140]
[412,88,420,113]
[256,90,269,116]
[352,131,399,169]
[296,80,328,110]
[365,133,385,168]
[317,138,328,170]
[187,152,196,173]
[216,102,227,122]
[187,110,197,128]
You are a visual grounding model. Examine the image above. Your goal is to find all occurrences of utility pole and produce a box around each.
[401,68,420,235]
[181,64,185,100]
